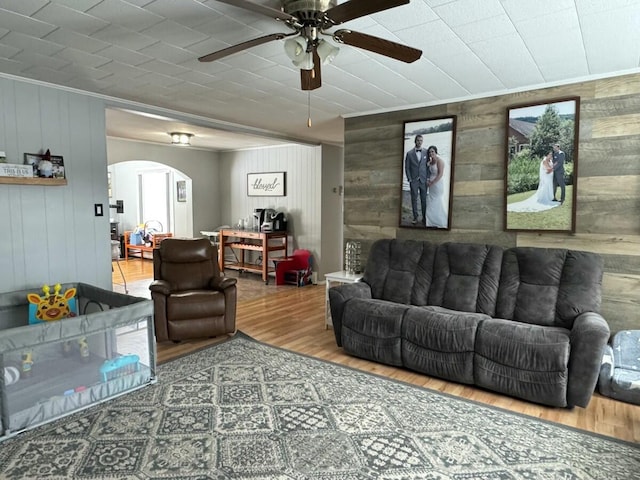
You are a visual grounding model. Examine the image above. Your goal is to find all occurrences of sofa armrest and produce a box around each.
[568,312,610,407]
[149,279,171,296]
[328,282,372,347]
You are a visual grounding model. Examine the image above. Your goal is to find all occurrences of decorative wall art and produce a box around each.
[505,97,579,233]
[176,180,186,202]
[400,116,456,229]
[247,172,286,197]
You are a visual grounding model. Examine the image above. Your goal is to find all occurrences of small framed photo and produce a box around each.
[505,97,580,232]
[176,180,187,202]
[247,172,286,197]
[24,153,42,177]
[400,116,456,229]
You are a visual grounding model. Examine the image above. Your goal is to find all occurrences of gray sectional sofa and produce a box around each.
[328,239,610,408]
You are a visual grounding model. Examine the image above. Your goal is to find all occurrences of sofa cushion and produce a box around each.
[496,247,603,329]
[362,239,437,306]
[342,298,408,366]
[402,306,489,384]
[429,243,503,316]
[474,318,570,407]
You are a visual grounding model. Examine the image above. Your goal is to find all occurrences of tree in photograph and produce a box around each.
[530,105,562,158]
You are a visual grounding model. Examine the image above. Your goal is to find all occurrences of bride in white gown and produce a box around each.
[426,146,448,228]
[507,153,559,213]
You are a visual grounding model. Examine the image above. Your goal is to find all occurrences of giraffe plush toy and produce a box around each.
[27,283,77,324]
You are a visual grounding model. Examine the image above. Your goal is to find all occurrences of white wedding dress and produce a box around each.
[426,162,448,227]
[507,159,559,213]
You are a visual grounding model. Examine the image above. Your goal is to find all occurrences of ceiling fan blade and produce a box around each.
[301,51,322,91]
[212,0,297,22]
[333,29,422,63]
[198,33,291,62]
[325,0,409,25]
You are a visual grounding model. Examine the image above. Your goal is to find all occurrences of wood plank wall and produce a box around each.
[343,73,640,334]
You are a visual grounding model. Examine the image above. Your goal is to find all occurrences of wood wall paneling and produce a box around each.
[343,72,640,333]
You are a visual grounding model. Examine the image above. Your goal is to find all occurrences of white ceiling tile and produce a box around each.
[373,1,439,32]
[136,70,185,87]
[20,65,76,83]
[434,50,504,93]
[144,0,221,29]
[0,0,48,16]
[140,19,210,48]
[192,16,264,47]
[501,0,575,22]
[32,3,109,36]
[97,60,151,78]
[1,31,65,56]
[453,14,516,44]
[0,42,20,58]
[0,7,56,37]
[43,28,110,54]
[11,50,70,70]
[54,47,111,69]
[468,33,544,88]
[137,58,190,76]
[575,0,640,15]
[91,24,158,50]
[86,0,165,32]
[139,41,195,65]
[580,6,640,72]
[433,0,505,27]
[97,44,153,66]
[53,0,103,11]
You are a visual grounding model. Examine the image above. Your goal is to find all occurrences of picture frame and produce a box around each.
[176,180,186,202]
[247,171,286,197]
[400,116,456,229]
[24,153,42,178]
[505,97,580,233]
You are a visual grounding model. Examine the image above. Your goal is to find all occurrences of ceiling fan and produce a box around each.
[198,0,422,91]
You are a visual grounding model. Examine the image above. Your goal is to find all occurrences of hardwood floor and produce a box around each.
[113,258,640,443]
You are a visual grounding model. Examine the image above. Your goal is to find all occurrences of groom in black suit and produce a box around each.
[552,143,566,203]
[405,135,429,225]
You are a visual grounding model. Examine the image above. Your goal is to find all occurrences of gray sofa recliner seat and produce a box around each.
[329,239,610,408]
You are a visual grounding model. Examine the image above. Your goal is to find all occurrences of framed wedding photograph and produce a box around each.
[400,116,456,229]
[505,97,580,233]
[247,171,286,197]
[176,180,186,202]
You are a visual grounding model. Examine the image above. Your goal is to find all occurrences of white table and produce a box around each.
[325,270,363,329]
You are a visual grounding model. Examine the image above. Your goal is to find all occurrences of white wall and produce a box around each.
[0,77,111,292]
[220,145,321,263]
[108,161,192,238]
[107,138,220,237]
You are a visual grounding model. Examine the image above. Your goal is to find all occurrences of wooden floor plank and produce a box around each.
[112,258,640,443]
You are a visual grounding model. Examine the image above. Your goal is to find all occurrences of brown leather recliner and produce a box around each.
[150,238,237,342]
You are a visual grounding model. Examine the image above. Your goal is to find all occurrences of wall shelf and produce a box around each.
[0,177,67,186]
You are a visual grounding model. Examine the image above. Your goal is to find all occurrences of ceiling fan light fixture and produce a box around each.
[284,36,308,63]
[316,39,339,65]
[169,132,193,146]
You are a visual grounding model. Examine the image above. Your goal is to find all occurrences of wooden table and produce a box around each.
[219,229,288,284]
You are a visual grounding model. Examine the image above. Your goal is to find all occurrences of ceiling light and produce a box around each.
[169,132,193,146]
[284,36,308,64]
[316,39,339,65]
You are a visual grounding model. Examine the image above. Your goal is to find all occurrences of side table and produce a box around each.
[324,270,363,329]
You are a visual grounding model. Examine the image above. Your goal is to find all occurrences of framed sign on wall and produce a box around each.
[247,172,286,197]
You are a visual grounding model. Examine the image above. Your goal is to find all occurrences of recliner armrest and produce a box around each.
[211,276,238,291]
[149,279,171,296]
[567,311,610,407]
[329,281,372,347]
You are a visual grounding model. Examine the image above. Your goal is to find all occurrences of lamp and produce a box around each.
[169,132,193,146]
[316,39,339,65]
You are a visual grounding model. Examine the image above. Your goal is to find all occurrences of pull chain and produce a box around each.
[307,90,312,128]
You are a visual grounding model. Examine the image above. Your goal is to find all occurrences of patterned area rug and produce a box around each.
[1,333,638,479]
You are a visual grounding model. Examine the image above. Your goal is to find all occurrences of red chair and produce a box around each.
[275,249,313,286]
